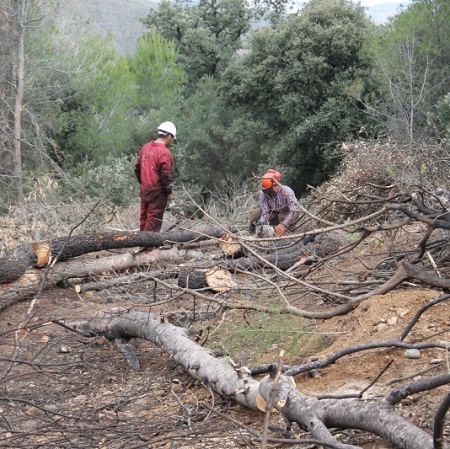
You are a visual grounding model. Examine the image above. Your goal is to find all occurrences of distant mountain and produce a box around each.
[293,0,407,23]
[56,0,406,56]
[365,2,407,23]
[58,0,156,54]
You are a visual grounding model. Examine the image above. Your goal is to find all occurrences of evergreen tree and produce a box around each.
[221,0,376,194]
[140,0,252,87]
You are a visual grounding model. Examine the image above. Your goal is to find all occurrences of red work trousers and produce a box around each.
[139,194,167,232]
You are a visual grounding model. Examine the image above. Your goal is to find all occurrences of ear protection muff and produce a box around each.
[261,169,281,189]
[266,169,281,181]
[261,177,274,189]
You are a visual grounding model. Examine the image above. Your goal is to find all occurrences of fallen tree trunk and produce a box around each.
[73,271,171,294]
[70,311,261,411]
[178,267,238,292]
[232,239,333,270]
[0,247,200,311]
[0,226,238,285]
[0,232,337,310]
[67,310,439,449]
[0,238,321,311]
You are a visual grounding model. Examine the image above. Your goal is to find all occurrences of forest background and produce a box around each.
[1,0,449,220]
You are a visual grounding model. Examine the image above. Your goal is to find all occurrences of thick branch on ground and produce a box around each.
[0,247,198,311]
[229,236,339,271]
[66,310,439,449]
[259,375,435,449]
[73,271,172,294]
[0,226,238,285]
[328,262,450,319]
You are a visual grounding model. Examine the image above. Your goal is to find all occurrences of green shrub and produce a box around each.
[212,309,332,365]
[74,155,138,206]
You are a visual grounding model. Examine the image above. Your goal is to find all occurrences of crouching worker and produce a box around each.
[249,169,300,236]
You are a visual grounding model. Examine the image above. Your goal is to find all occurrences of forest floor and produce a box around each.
[2,231,450,448]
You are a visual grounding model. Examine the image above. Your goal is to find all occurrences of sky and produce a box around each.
[361,0,412,23]
[331,0,412,6]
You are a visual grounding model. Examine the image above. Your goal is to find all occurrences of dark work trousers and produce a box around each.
[248,207,300,231]
[139,191,167,232]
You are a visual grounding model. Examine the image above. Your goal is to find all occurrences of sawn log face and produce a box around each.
[0,226,238,284]
[70,311,436,449]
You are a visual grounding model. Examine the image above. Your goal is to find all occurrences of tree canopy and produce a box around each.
[221,0,376,193]
[140,0,252,86]
[1,0,449,208]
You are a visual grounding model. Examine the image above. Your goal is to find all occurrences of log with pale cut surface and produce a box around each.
[0,226,238,285]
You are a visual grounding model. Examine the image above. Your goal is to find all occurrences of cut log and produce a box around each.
[0,247,199,311]
[218,233,244,258]
[230,238,338,271]
[0,226,238,285]
[205,268,237,293]
[73,271,175,294]
[178,269,209,289]
[33,241,51,267]
[66,310,438,449]
[178,267,237,292]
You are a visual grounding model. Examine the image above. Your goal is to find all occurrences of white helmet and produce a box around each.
[158,121,177,139]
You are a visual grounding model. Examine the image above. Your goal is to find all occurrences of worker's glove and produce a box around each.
[274,224,285,236]
[166,200,176,211]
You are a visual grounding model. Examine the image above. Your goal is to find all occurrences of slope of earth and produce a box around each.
[2,242,450,448]
[298,288,449,431]
[57,0,156,54]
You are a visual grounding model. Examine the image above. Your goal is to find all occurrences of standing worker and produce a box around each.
[249,169,300,236]
[135,122,176,242]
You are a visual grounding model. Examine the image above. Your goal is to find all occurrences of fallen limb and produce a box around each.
[260,373,437,449]
[0,247,201,311]
[73,270,175,293]
[65,310,441,449]
[0,226,238,284]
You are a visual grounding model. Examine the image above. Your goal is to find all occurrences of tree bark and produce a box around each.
[68,310,437,449]
[13,0,29,202]
[259,375,435,449]
[0,247,198,311]
[0,226,238,284]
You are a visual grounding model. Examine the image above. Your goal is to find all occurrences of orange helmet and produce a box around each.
[261,169,281,189]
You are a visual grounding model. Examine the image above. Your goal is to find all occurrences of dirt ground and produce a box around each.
[1,240,450,448]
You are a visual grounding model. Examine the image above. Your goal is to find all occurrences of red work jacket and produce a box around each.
[135,141,174,202]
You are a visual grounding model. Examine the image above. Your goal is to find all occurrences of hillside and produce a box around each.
[2,201,449,448]
[365,1,407,23]
[56,0,405,56]
[1,140,450,448]
[59,0,156,54]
